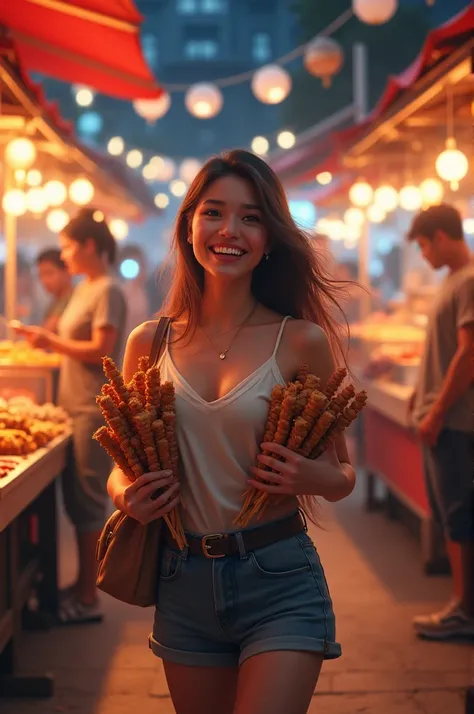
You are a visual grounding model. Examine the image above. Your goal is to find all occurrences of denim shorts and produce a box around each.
[149,515,342,667]
[422,428,474,543]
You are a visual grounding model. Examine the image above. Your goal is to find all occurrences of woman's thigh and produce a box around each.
[234,650,323,714]
[164,661,238,714]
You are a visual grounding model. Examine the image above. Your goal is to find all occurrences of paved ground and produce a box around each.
[2,476,473,714]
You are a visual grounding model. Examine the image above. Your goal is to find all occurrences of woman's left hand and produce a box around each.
[12,324,52,349]
[248,441,341,496]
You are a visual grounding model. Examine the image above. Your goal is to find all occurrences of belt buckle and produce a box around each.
[202,534,225,559]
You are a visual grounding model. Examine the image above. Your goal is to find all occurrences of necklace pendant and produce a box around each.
[219,352,227,360]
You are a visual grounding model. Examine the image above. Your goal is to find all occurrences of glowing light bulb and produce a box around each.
[349,180,373,207]
[154,193,170,209]
[107,137,125,156]
[251,136,269,156]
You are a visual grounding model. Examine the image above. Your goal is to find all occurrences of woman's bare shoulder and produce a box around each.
[286,319,328,348]
[128,320,159,350]
[284,319,334,382]
[122,321,159,381]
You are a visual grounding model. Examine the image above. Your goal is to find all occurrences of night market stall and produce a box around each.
[0,37,158,697]
[271,5,473,572]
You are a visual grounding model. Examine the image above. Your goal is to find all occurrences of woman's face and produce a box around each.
[59,233,93,275]
[189,175,269,281]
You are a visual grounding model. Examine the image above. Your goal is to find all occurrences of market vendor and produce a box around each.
[36,248,73,333]
[407,203,474,642]
[14,208,127,625]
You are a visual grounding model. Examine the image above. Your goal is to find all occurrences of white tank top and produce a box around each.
[158,316,291,533]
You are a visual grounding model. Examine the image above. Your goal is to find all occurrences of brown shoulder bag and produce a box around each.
[96,317,171,607]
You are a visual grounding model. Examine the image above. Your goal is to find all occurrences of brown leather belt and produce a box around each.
[165,511,306,559]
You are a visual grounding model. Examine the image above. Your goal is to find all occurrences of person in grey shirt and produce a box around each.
[16,208,127,625]
[407,204,474,641]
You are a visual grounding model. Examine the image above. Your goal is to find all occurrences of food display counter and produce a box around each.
[0,341,61,404]
[351,304,445,573]
[0,394,70,698]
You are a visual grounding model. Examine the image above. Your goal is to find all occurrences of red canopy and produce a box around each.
[370,5,474,120]
[0,0,163,100]
[0,39,158,218]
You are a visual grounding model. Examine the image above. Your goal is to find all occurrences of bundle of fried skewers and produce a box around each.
[235,365,367,527]
[93,356,186,549]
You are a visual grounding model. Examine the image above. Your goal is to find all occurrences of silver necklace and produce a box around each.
[202,303,258,360]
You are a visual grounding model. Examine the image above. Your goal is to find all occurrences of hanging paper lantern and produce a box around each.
[26,187,48,214]
[435,138,468,191]
[46,209,69,233]
[2,189,27,217]
[304,37,343,88]
[251,65,291,105]
[349,180,373,207]
[44,180,67,207]
[374,185,398,212]
[133,93,171,124]
[179,159,202,184]
[353,0,398,24]
[185,83,223,119]
[419,178,444,206]
[5,138,37,170]
[399,185,422,212]
[69,178,95,206]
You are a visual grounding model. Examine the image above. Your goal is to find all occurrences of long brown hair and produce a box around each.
[161,149,348,524]
[162,149,347,358]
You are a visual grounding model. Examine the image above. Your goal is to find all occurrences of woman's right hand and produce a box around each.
[116,470,180,525]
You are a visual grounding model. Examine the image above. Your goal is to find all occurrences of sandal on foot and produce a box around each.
[57,597,104,626]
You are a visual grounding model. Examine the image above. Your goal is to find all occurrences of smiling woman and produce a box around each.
[189,177,268,279]
[107,149,353,714]
[162,150,347,354]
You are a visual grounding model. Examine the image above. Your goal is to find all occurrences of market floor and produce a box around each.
[2,477,472,714]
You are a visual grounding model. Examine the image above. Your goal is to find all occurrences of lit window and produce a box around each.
[201,0,225,12]
[184,39,218,59]
[177,0,197,13]
[252,32,271,63]
[141,33,158,68]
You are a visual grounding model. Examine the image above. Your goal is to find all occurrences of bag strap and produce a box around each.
[149,317,171,368]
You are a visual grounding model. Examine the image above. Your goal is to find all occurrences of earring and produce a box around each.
[264,252,270,261]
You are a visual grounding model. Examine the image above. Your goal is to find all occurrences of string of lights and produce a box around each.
[161,8,354,92]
